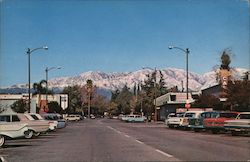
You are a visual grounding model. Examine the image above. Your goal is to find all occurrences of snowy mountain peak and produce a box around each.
[2,67,248,93]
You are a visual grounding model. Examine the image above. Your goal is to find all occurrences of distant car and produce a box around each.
[189,111,220,132]
[124,115,146,123]
[65,115,81,121]
[224,112,250,136]
[165,112,185,128]
[204,112,239,134]
[0,113,50,139]
[42,113,66,129]
[29,113,57,131]
[0,122,29,147]
[90,114,95,119]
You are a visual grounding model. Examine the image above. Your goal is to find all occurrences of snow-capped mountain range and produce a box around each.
[9,67,249,92]
[1,67,248,94]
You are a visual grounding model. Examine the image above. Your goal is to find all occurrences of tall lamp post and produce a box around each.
[27,46,48,112]
[168,46,190,102]
[45,66,61,106]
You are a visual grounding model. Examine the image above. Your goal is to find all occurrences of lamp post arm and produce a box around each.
[29,46,48,53]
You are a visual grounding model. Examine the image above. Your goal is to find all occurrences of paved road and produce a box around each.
[1,119,249,161]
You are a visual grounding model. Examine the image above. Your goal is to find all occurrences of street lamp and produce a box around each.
[45,66,62,106]
[27,46,48,112]
[168,46,190,101]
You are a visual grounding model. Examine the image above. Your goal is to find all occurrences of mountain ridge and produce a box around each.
[2,67,247,94]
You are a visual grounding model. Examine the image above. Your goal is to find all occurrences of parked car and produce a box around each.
[189,111,219,132]
[179,111,204,129]
[165,112,185,128]
[124,115,146,122]
[65,114,81,121]
[224,112,250,136]
[42,113,66,129]
[0,113,50,138]
[204,112,239,134]
[29,113,57,131]
[90,114,95,119]
[0,122,29,147]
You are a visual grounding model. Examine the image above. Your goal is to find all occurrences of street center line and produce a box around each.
[135,139,143,144]
[124,134,130,138]
[155,149,173,158]
[107,126,122,134]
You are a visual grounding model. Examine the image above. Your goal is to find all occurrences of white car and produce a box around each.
[0,113,50,139]
[123,115,146,122]
[0,122,28,147]
[224,112,250,136]
[165,112,185,128]
[29,113,57,131]
[65,115,81,121]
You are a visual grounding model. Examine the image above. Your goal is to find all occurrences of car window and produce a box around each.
[185,113,195,118]
[238,114,250,119]
[220,113,238,118]
[0,115,11,122]
[30,114,39,120]
[176,113,184,117]
[12,115,20,122]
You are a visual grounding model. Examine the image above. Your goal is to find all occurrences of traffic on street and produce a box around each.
[1,118,249,162]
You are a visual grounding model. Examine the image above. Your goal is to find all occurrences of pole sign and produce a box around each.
[185,103,191,109]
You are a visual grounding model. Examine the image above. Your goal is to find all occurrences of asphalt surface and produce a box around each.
[0,118,249,162]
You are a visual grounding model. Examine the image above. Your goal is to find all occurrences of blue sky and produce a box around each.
[0,0,249,87]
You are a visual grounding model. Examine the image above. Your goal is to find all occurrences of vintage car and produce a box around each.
[124,115,146,122]
[204,112,239,134]
[189,111,219,132]
[179,111,204,129]
[65,114,81,121]
[0,122,29,147]
[224,112,250,136]
[42,113,66,129]
[0,113,50,138]
[29,113,57,131]
[165,112,185,128]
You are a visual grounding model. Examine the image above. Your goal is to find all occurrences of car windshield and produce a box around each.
[30,114,39,120]
[185,113,195,118]
[238,114,250,119]
[176,113,184,117]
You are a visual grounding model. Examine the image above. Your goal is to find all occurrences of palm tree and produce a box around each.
[33,80,47,109]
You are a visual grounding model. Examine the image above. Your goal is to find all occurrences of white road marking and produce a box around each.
[135,139,143,144]
[107,126,121,134]
[155,149,173,158]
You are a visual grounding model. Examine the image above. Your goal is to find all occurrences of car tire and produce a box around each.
[24,130,34,139]
[212,129,218,134]
[194,128,200,132]
[0,135,5,147]
[231,131,238,136]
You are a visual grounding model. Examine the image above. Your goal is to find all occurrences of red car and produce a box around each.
[204,112,239,134]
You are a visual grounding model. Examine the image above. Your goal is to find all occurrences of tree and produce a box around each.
[48,101,63,113]
[192,94,222,110]
[114,85,134,114]
[11,99,28,113]
[139,71,168,116]
[225,80,250,111]
[63,85,82,114]
[33,80,47,95]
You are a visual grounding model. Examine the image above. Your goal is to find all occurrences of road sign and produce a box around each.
[185,103,191,109]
